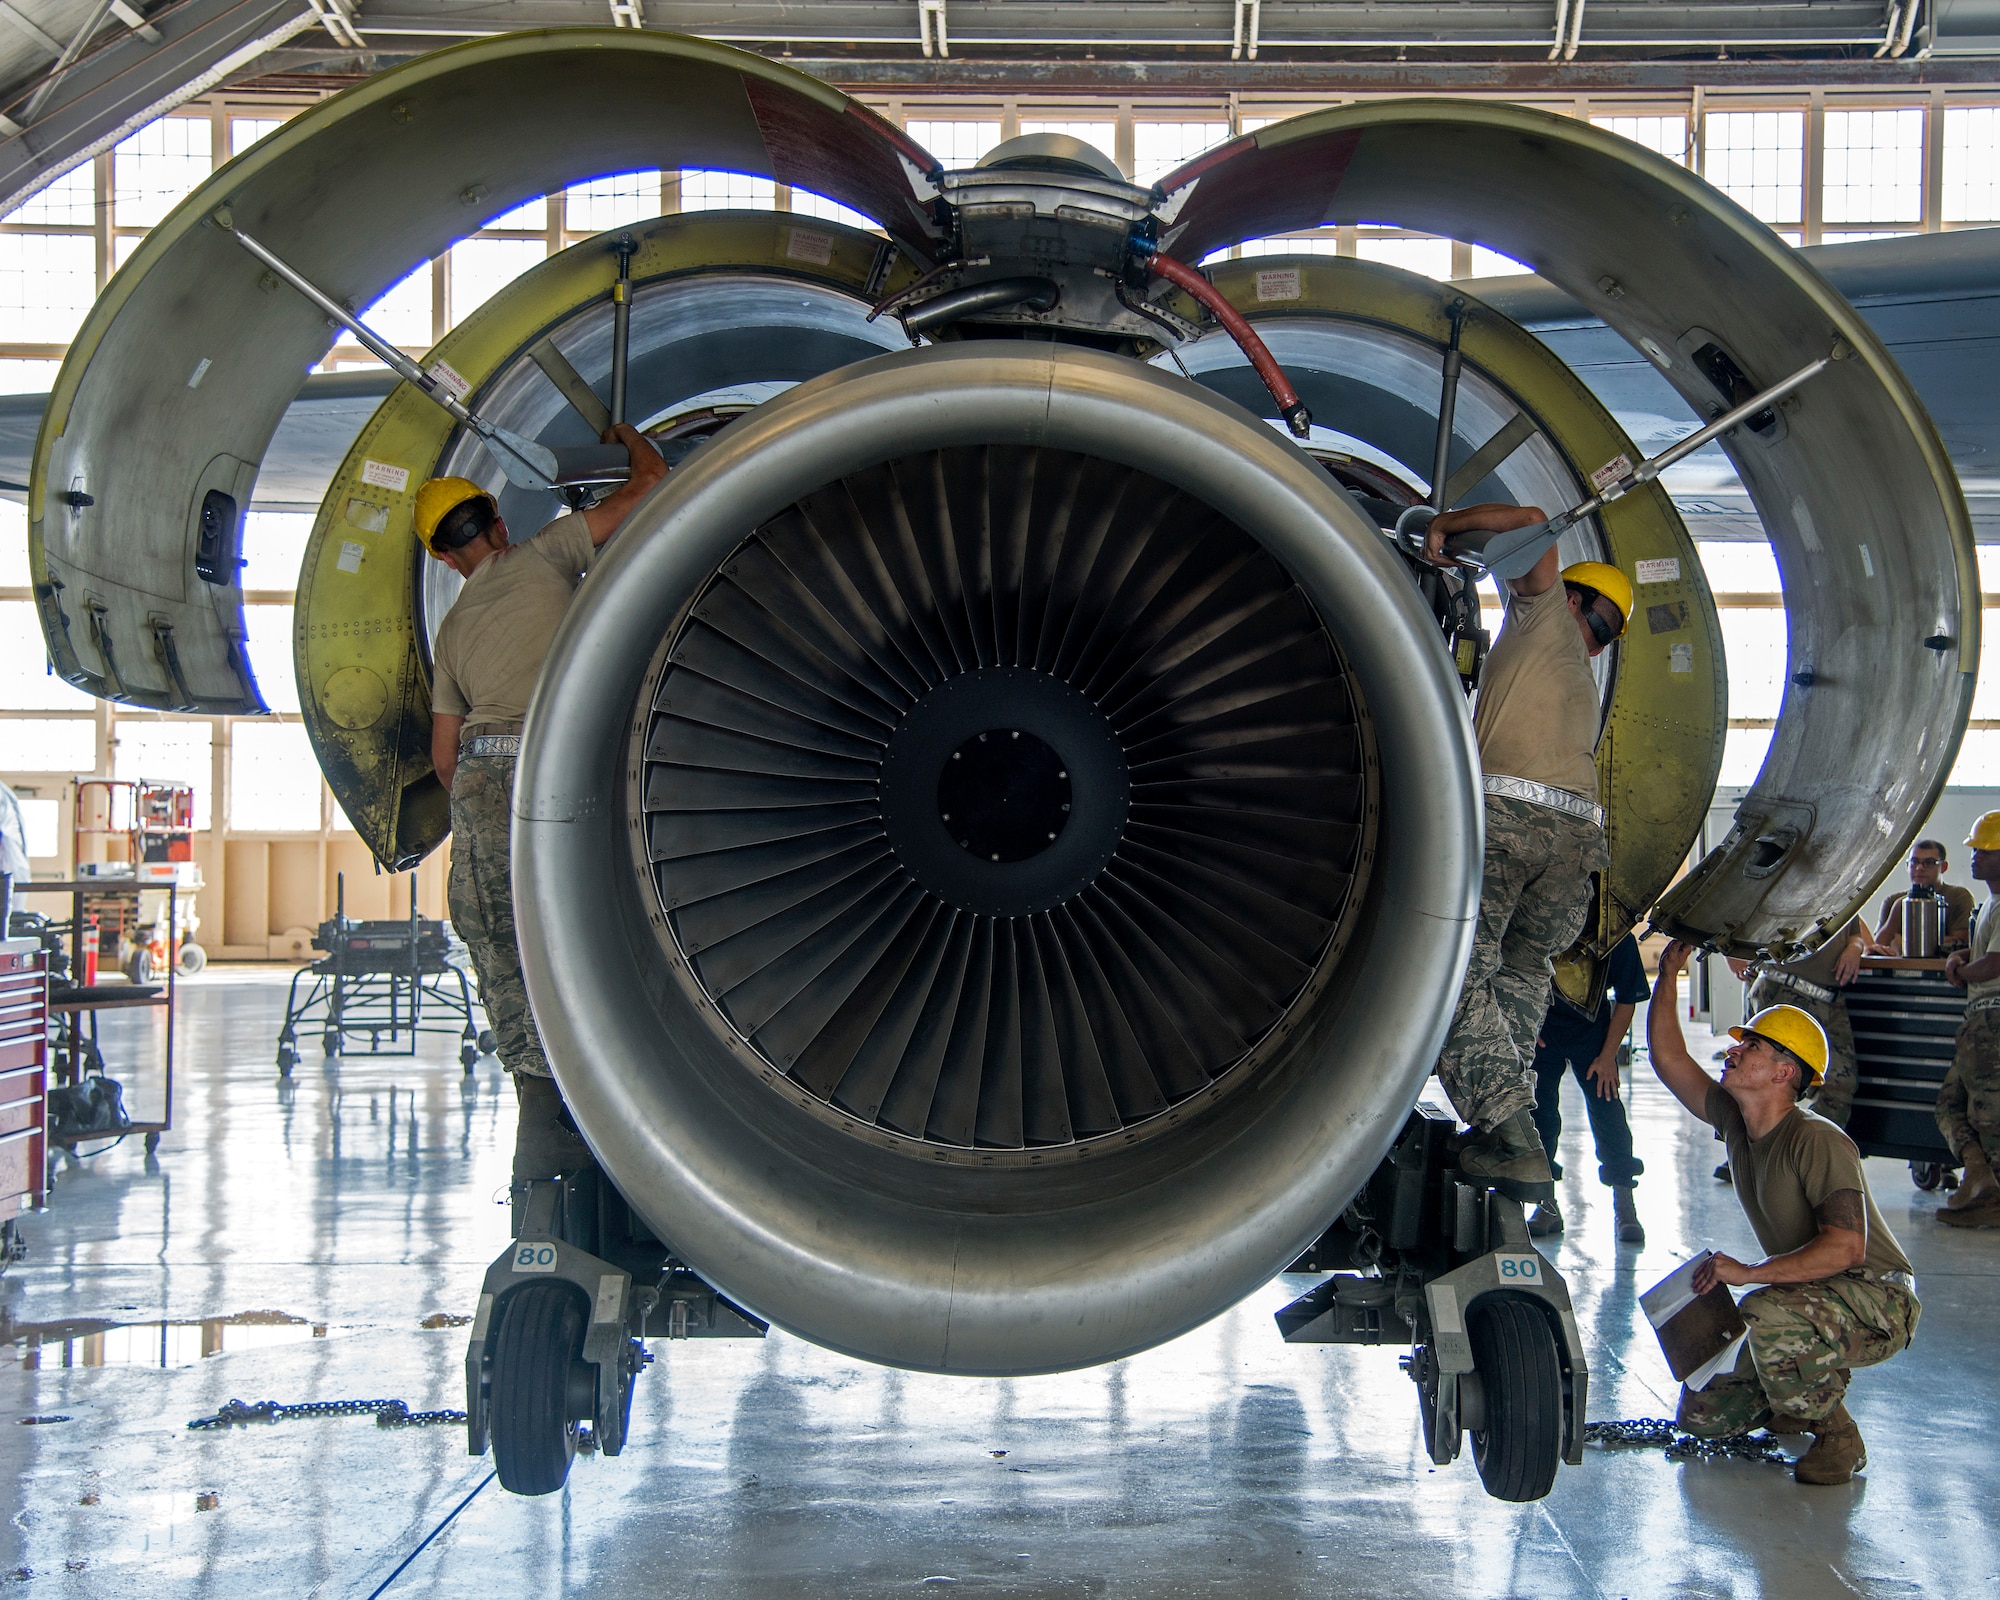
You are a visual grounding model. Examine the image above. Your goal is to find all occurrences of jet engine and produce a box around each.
[26,30,1973,1498]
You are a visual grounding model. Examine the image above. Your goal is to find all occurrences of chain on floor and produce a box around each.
[188,1397,467,1430]
[1583,1418,1792,1465]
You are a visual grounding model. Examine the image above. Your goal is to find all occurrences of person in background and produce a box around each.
[1526,931,1651,1244]
[1870,838,1975,955]
[1937,811,2000,1227]
[1650,940,1919,1487]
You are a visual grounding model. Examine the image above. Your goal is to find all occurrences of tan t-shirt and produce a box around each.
[1705,1083,1912,1279]
[1966,896,2000,1005]
[1472,582,1601,802]
[431,513,596,726]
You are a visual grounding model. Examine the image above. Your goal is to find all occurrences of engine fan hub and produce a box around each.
[880,665,1125,918]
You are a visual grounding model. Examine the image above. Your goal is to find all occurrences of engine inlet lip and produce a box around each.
[879,665,1125,918]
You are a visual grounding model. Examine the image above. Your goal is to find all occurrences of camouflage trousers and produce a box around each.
[448,754,551,1080]
[1436,794,1609,1131]
[1936,1007,2000,1164]
[1677,1273,1919,1434]
[1746,975,1857,1129]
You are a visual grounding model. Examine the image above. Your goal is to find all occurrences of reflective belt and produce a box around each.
[1758,969,1837,1007]
[1481,774,1605,828]
[462,733,521,759]
[1965,996,2000,1017]
[1880,1269,1917,1294]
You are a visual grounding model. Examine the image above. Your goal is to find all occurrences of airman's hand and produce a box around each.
[1585,1052,1621,1100]
[1693,1252,1754,1294]
[1423,502,1547,570]
[1832,939,1865,986]
[1946,949,1970,988]
[1657,939,1695,983]
[603,421,667,493]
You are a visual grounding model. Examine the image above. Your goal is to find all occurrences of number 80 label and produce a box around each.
[1496,1254,1542,1284]
[511,1242,558,1273]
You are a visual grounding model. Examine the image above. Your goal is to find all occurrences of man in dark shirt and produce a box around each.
[1527,932,1652,1244]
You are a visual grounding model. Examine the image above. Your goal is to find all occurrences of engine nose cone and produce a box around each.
[941,729,1070,862]
[879,665,1125,919]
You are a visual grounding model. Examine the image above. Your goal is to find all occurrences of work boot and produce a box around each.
[1527,1198,1564,1237]
[1714,1162,1733,1184]
[1456,1110,1556,1202]
[1613,1186,1645,1245]
[1937,1191,2000,1228]
[1793,1405,1866,1485]
[1761,1412,1811,1437]
[1945,1145,1998,1211]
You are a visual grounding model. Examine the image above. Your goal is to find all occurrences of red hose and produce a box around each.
[1145,250,1312,437]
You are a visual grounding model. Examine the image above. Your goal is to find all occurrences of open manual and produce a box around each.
[1640,1250,1750,1389]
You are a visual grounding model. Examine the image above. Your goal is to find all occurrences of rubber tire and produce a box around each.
[1466,1296,1564,1503]
[489,1281,590,1496]
[322,1033,340,1057]
[177,943,206,976]
[1911,1161,1947,1192]
[477,1029,498,1056]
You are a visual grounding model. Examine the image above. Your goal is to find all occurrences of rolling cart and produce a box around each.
[0,934,48,1270]
[1845,954,1962,1189]
[275,874,495,1076]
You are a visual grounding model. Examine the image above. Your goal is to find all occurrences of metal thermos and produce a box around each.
[1902,889,1944,960]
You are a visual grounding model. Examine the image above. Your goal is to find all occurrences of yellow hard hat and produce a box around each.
[1966,811,2000,851]
[414,476,493,552]
[1561,561,1633,635]
[1728,1004,1828,1086]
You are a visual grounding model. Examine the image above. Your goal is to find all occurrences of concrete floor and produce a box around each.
[1,968,1994,1598]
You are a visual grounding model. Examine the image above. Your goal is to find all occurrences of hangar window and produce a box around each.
[679,170,777,210]
[8,164,94,225]
[566,172,663,233]
[0,234,98,344]
[111,116,212,230]
[1232,233,1342,258]
[1467,245,1531,276]
[113,721,213,831]
[1822,107,1924,225]
[789,190,879,230]
[0,359,58,394]
[448,237,547,327]
[1943,105,2000,221]
[1703,110,1805,230]
[3,718,98,773]
[1355,235,1455,278]
[903,120,1003,167]
[482,196,548,231]
[0,601,92,711]
[1133,122,1231,187]
[242,607,299,717]
[229,118,284,156]
[360,264,436,351]
[228,722,324,832]
[1591,115,1691,165]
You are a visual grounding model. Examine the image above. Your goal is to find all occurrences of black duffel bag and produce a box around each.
[47,1076,131,1143]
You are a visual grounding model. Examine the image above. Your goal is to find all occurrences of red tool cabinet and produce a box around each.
[0,937,49,1261]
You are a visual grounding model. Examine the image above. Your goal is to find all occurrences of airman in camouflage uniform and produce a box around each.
[1676,1273,1921,1437]
[1421,507,1630,1199]
[1937,820,2000,1227]
[447,753,548,1079]
[1437,795,1609,1130]
[419,427,667,1194]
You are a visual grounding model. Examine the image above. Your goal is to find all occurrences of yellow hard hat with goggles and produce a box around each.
[1560,560,1633,648]
[1728,1003,1829,1087]
[414,476,497,554]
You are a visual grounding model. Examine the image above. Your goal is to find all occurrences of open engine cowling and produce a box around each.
[514,342,1482,1374]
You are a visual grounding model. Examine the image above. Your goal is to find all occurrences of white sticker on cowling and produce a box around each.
[593,1273,625,1324]
[1792,494,1823,554]
[345,499,389,534]
[1591,454,1634,493]
[361,459,410,493]
[427,361,469,402]
[336,540,366,574]
[1255,268,1302,303]
[186,357,211,389]
[1635,557,1680,585]
[1671,642,1694,673]
[1859,542,1875,578]
[1430,1282,1462,1334]
[785,227,835,266]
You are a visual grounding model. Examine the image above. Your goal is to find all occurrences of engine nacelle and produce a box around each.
[515,342,1483,1374]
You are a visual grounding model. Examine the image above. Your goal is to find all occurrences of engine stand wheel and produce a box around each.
[461,1046,477,1075]
[477,1030,498,1056]
[322,1032,341,1057]
[1910,1161,1950,1191]
[1466,1296,1564,1503]
[489,1280,592,1496]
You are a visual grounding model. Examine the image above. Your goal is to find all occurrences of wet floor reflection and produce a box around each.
[2,1309,328,1369]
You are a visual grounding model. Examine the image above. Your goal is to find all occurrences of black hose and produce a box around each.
[902,276,1060,336]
